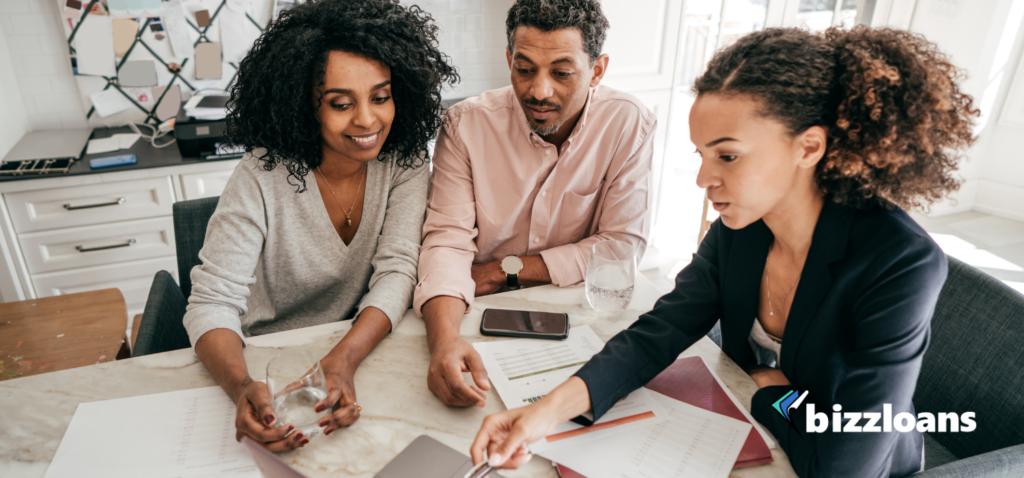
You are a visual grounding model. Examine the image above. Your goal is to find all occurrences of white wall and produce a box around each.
[0,0,87,131]
[909,0,1024,219]
[415,0,515,99]
[0,19,29,159]
[0,19,29,304]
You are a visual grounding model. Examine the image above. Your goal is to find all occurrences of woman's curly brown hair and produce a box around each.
[693,26,978,210]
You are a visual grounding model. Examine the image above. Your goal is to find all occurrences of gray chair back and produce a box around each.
[914,256,1024,459]
[172,196,219,299]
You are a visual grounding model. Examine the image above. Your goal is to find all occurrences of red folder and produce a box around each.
[556,356,773,477]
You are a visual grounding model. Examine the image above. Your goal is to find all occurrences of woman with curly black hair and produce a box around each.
[471,26,977,477]
[182,0,457,452]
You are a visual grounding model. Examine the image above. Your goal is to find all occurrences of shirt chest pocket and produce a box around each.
[557,181,604,243]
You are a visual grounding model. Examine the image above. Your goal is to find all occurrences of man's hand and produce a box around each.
[471,261,504,297]
[427,335,491,407]
[748,365,791,388]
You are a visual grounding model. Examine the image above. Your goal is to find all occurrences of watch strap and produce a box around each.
[506,271,520,290]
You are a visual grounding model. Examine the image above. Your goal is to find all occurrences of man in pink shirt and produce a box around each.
[415,0,656,408]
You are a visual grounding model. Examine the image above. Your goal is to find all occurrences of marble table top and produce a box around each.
[0,276,797,478]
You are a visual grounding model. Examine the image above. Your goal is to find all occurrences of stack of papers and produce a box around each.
[86,133,141,155]
[183,94,230,120]
[473,325,754,478]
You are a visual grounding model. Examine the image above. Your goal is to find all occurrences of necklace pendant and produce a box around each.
[770,311,774,316]
[346,218,352,227]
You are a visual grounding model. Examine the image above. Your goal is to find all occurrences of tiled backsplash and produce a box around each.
[0,0,515,132]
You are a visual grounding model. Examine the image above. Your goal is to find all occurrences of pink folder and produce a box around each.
[557,356,773,477]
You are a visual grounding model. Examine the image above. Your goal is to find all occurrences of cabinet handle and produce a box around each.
[63,197,126,210]
[75,238,136,253]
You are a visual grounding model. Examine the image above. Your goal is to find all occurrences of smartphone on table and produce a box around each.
[480,308,569,340]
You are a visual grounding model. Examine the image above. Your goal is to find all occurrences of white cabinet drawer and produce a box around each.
[5,176,176,233]
[180,163,237,200]
[19,216,176,274]
[32,256,178,319]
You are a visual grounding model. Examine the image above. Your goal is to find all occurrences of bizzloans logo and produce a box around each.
[773,390,976,433]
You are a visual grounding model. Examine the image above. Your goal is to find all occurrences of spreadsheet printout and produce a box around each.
[45,386,259,478]
[474,325,663,452]
[538,391,752,478]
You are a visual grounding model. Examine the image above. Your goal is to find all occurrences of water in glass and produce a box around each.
[585,240,636,312]
[266,350,330,438]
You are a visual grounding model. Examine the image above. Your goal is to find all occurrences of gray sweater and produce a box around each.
[183,153,427,347]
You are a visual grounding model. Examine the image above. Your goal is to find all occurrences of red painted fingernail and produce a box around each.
[324,428,332,436]
[315,405,323,413]
[287,425,294,432]
[300,439,309,446]
[264,414,274,424]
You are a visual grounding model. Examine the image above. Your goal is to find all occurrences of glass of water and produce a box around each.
[585,240,636,312]
[266,350,330,439]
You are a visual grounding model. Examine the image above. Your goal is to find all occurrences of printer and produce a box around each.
[174,94,230,158]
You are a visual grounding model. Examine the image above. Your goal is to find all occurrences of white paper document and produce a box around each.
[86,137,121,154]
[74,14,117,77]
[163,0,196,58]
[45,386,259,478]
[475,325,605,410]
[90,89,134,118]
[474,325,662,450]
[539,392,753,478]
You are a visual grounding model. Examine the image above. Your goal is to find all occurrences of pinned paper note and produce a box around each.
[107,0,162,17]
[64,0,82,20]
[124,87,153,104]
[152,84,182,121]
[220,7,259,62]
[90,89,133,117]
[195,42,223,79]
[194,9,211,27]
[74,15,116,77]
[119,60,157,87]
[112,19,137,57]
[162,0,194,59]
[227,0,251,12]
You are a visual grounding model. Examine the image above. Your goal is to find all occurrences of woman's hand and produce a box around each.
[748,365,792,388]
[470,376,592,470]
[315,357,361,435]
[470,401,560,469]
[234,377,309,451]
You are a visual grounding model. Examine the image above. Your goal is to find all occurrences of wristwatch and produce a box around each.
[500,255,524,290]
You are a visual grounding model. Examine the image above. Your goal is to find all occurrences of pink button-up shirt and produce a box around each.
[413,85,655,315]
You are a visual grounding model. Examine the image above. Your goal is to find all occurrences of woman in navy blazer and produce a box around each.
[470,26,980,477]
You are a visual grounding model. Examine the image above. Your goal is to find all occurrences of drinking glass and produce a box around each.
[585,240,636,312]
[266,350,330,438]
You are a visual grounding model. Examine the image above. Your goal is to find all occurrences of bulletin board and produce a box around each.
[61,0,278,126]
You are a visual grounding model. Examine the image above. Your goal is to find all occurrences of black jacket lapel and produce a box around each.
[780,201,854,378]
[721,219,772,369]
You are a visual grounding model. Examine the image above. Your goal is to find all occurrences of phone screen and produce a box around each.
[482,310,568,335]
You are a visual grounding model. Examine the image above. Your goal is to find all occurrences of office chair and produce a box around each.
[912,256,1024,477]
[132,196,220,357]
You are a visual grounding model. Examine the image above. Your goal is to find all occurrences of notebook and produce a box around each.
[557,356,773,476]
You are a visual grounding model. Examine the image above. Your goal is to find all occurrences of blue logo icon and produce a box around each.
[772,389,809,422]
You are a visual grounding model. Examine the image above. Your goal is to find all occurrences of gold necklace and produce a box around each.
[766,241,801,316]
[316,165,365,228]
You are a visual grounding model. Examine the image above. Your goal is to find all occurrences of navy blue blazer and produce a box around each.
[575,200,947,478]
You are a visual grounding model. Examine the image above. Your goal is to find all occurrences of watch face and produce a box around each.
[501,255,524,275]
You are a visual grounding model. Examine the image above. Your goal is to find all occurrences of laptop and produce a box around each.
[241,435,504,478]
[2,129,92,162]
